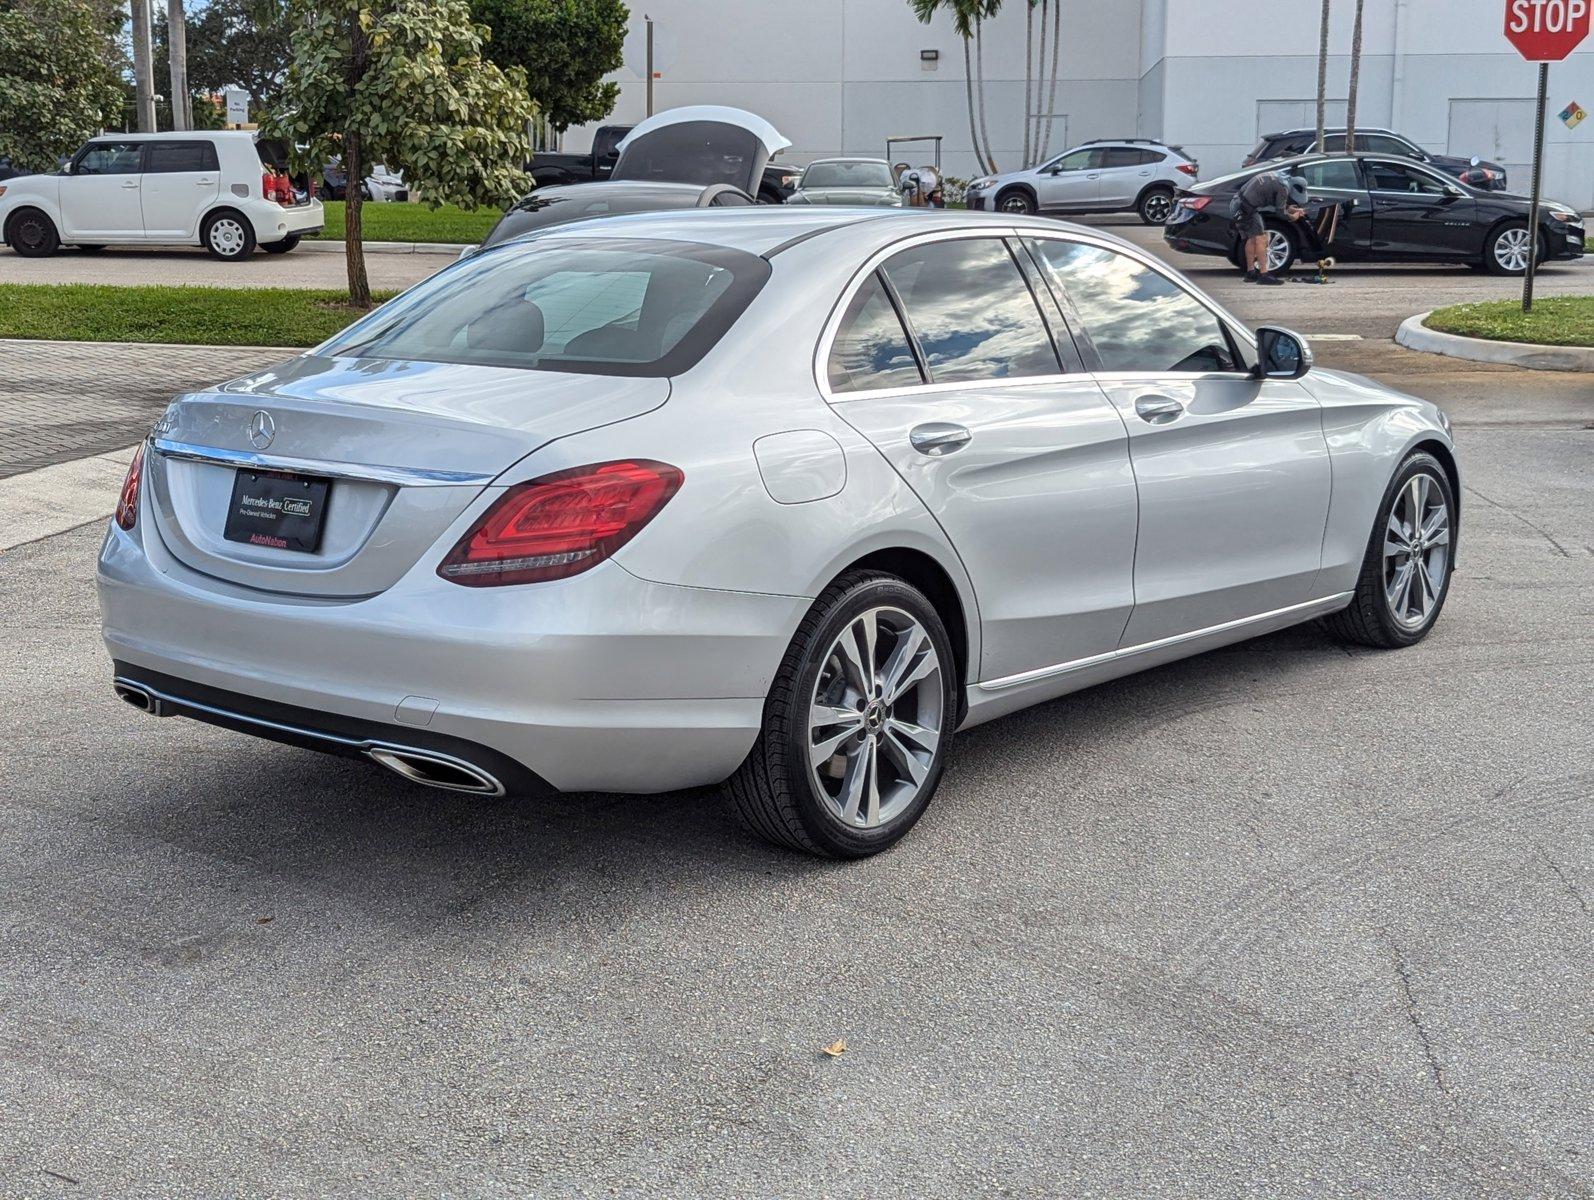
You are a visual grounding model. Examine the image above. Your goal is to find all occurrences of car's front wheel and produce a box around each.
[6,208,60,257]
[1484,221,1541,275]
[1138,186,1176,225]
[996,188,1036,215]
[202,210,256,261]
[725,570,957,858]
[1323,451,1455,648]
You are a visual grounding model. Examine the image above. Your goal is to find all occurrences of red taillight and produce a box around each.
[438,460,684,587]
[1176,162,1199,177]
[115,443,145,531]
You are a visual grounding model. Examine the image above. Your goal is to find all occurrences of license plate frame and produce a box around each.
[222,468,331,554]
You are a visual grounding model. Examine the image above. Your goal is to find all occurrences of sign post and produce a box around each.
[1503,0,1591,311]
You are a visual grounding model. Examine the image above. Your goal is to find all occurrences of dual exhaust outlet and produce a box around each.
[114,679,506,797]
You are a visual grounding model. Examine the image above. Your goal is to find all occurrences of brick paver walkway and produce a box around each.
[0,340,289,479]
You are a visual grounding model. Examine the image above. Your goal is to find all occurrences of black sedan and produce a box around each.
[1164,154,1586,276]
[473,181,755,251]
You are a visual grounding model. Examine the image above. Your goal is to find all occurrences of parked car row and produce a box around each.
[1243,126,1509,190]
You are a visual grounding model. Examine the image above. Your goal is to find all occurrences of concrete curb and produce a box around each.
[1396,311,1594,373]
[299,238,468,256]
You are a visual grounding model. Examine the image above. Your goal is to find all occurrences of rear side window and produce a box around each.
[1301,159,1362,190]
[147,141,219,173]
[1028,239,1238,374]
[881,238,1060,383]
[1363,134,1415,156]
[319,237,770,377]
[827,273,923,394]
[75,142,143,175]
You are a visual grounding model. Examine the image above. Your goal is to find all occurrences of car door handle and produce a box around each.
[909,422,972,456]
[1134,395,1184,424]
[120,180,139,189]
[197,178,216,185]
[1086,173,1100,179]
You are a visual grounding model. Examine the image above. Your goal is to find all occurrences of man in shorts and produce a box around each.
[1233,172,1310,285]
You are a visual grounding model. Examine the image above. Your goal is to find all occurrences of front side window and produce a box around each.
[826,273,923,394]
[319,238,769,377]
[75,142,143,175]
[1300,159,1363,191]
[1366,161,1448,195]
[1047,148,1101,172]
[1028,239,1238,374]
[882,238,1060,383]
[147,141,219,174]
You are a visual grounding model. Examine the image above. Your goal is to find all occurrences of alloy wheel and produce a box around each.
[1493,226,1531,272]
[1383,472,1451,630]
[1266,230,1292,272]
[1000,193,1033,214]
[209,218,246,257]
[807,605,944,830]
[1142,192,1174,224]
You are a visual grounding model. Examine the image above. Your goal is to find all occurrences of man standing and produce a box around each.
[1233,172,1311,284]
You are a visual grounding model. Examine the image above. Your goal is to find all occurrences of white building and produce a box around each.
[568,0,1594,209]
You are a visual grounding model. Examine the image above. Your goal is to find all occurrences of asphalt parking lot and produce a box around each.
[1,225,1590,1197]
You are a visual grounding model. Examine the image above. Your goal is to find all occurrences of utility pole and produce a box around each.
[130,0,156,132]
[645,15,655,117]
[168,0,191,131]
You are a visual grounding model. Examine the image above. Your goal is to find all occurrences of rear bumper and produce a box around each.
[244,199,324,242]
[97,518,808,794]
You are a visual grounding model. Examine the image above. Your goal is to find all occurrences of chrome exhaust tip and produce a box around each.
[366,746,505,797]
[114,678,166,717]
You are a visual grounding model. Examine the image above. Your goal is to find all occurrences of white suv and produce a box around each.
[0,131,324,260]
[963,139,1200,226]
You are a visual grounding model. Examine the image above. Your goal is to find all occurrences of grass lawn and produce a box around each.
[308,200,505,245]
[0,284,394,348]
[1425,295,1594,348]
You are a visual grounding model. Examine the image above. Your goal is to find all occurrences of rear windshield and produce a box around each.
[484,188,693,246]
[611,122,763,189]
[803,161,894,189]
[318,237,770,377]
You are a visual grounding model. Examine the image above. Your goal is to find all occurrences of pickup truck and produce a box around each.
[530,123,798,203]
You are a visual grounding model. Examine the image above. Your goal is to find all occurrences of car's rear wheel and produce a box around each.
[996,188,1036,215]
[724,570,957,858]
[1323,451,1455,648]
[1138,186,1176,226]
[262,234,301,254]
[7,208,60,257]
[1484,222,1541,275]
[202,210,256,260]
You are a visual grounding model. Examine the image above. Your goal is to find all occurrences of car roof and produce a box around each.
[86,131,257,142]
[523,205,1127,258]
[1264,126,1399,139]
[804,157,890,165]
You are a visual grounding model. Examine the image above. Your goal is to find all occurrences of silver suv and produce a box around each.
[964,139,1199,225]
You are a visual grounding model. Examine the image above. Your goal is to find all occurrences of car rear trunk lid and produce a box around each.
[144,353,669,597]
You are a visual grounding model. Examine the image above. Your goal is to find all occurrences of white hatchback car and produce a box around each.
[0,131,324,260]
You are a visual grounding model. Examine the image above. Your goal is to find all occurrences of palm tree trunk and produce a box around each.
[167,0,190,130]
[1345,0,1365,152]
[974,17,998,173]
[1315,0,1330,151]
[961,36,988,179]
[1023,1,1034,166]
[1038,0,1062,159]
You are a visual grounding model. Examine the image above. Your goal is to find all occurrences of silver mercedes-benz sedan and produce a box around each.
[100,207,1459,858]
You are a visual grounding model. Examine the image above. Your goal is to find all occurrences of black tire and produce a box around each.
[7,208,60,257]
[995,187,1036,215]
[262,234,301,254]
[1138,185,1176,226]
[1262,224,1298,274]
[201,209,256,260]
[724,570,958,859]
[1322,451,1456,649]
[1482,221,1542,276]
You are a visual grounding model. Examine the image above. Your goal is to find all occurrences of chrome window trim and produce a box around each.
[813,224,1258,403]
[1360,157,1462,196]
[149,436,495,488]
[977,592,1354,691]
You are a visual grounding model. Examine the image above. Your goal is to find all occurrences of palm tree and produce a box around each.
[1036,0,1062,161]
[972,0,1000,172]
[1344,0,1366,152]
[1315,0,1331,151]
[167,0,190,131]
[910,0,997,173]
[1022,0,1035,166]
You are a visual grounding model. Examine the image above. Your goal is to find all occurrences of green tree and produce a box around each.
[910,0,999,174]
[470,0,628,132]
[0,0,124,172]
[155,0,294,122]
[271,0,534,308]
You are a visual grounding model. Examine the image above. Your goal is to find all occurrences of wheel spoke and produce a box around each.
[1422,507,1449,544]
[886,717,938,755]
[1413,555,1433,616]
[837,741,870,823]
[835,620,872,693]
[1387,561,1414,615]
[810,720,862,769]
[880,728,929,788]
[862,740,881,826]
[1421,555,1446,610]
[880,625,930,700]
[1386,513,1412,553]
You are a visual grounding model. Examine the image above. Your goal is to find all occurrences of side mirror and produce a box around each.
[1444,183,1465,198]
[1255,326,1312,381]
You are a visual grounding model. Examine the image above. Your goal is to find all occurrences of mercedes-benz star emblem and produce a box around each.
[248,410,276,451]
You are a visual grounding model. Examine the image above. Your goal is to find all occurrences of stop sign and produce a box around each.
[1505,0,1591,60]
